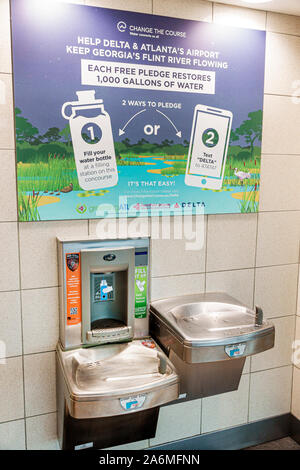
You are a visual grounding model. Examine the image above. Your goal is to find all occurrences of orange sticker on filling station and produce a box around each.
[66,253,81,326]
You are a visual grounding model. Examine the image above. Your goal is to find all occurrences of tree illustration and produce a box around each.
[235,110,262,159]
[229,129,240,146]
[60,124,72,146]
[161,139,174,147]
[122,138,131,148]
[42,127,62,142]
[15,108,40,144]
[137,138,149,145]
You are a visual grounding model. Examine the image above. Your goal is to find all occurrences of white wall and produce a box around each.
[0,0,299,450]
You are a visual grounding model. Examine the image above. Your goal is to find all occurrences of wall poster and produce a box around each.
[11,0,266,221]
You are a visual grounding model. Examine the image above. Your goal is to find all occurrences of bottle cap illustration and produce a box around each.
[76,90,103,105]
[61,89,104,119]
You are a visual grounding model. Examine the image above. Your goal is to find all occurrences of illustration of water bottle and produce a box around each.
[61,90,118,190]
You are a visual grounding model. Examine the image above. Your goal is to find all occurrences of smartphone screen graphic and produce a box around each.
[185,105,232,190]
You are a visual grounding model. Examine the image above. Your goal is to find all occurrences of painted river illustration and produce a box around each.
[16,108,261,221]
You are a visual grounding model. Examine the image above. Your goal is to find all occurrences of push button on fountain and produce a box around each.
[201,179,207,185]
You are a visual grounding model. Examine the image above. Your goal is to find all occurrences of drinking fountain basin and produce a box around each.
[149,292,275,399]
[56,340,179,449]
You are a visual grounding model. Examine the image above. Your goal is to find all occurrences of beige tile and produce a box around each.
[293,317,300,370]
[153,0,212,21]
[259,155,300,212]
[105,439,149,450]
[292,366,300,420]
[243,357,250,375]
[89,217,150,238]
[295,314,300,340]
[0,0,11,74]
[0,420,26,450]
[265,32,300,96]
[26,413,59,450]
[206,268,254,308]
[85,0,152,13]
[262,95,300,155]
[207,213,257,272]
[0,150,17,221]
[255,264,299,318]
[256,211,300,267]
[0,0,11,73]
[150,273,205,301]
[19,220,88,289]
[24,352,56,417]
[297,270,300,316]
[22,287,59,354]
[151,216,206,277]
[149,399,201,446]
[0,222,20,291]
[249,366,292,421]
[267,12,300,36]
[213,4,266,30]
[251,316,295,372]
[201,374,249,434]
[0,73,14,149]
[0,291,22,358]
[0,357,24,423]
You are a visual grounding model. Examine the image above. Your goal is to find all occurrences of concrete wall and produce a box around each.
[0,0,299,450]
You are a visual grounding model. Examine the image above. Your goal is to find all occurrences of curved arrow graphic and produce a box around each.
[119,109,146,136]
[156,110,182,138]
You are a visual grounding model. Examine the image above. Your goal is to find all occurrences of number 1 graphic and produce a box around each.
[87,126,95,141]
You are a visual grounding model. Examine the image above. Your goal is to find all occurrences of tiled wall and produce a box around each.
[0,0,300,450]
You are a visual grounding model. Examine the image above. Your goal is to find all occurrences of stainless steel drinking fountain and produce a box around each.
[150,292,275,400]
[56,237,179,450]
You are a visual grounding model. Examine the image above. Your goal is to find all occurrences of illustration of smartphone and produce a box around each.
[185,104,233,190]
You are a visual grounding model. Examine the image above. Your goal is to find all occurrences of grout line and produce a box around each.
[24,410,57,421]
[151,262,300,279]
[251,364,294,375]
[266,29,300,39]
[0,285,59,294]
[1,411,57,429]
[264,91,300,98]
[261,153,300,157]
[23,349,56,358]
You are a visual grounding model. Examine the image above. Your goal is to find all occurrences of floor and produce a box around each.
[246,437,300,450]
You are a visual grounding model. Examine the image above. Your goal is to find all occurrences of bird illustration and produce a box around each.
[234,168,251,184]
[61,183,73,193]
